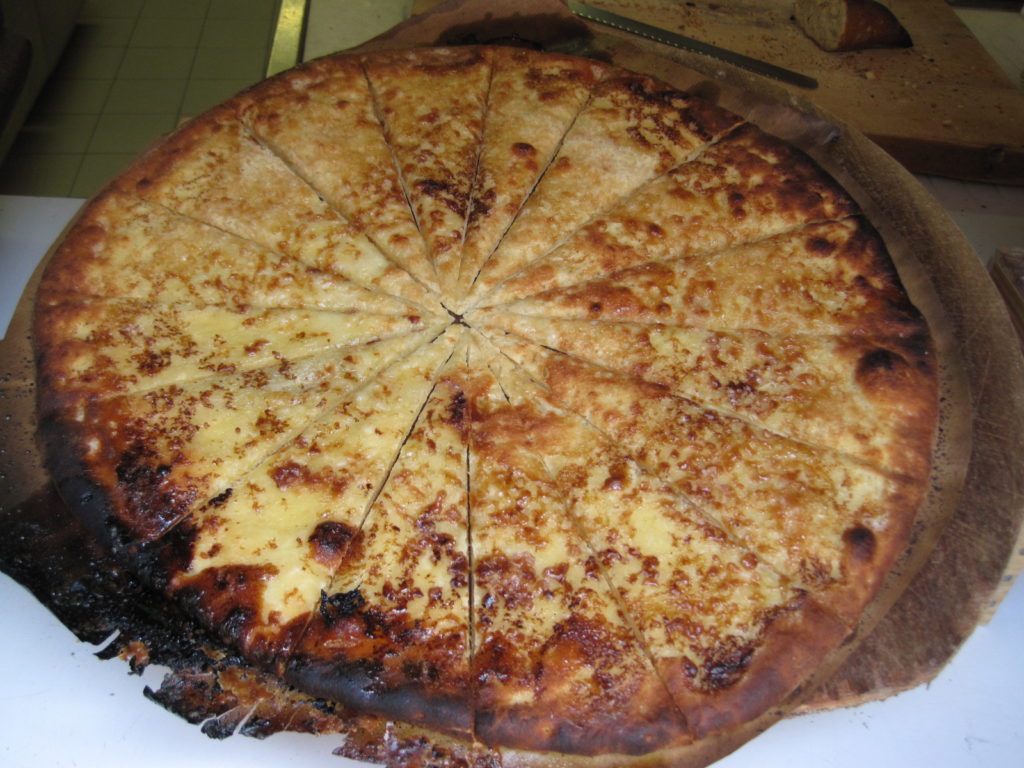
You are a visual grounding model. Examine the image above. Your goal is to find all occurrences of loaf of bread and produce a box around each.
[795,0,912,51]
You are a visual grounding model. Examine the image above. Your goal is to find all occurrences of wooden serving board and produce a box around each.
[397,0,1024,183]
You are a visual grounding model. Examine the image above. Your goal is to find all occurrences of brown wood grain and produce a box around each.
[397,0,1024,181]
[566,0,1024,182]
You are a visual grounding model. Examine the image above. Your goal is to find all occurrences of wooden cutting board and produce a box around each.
[401,0,1024,183]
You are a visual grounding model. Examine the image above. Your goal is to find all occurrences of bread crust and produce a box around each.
[795,0,912,52]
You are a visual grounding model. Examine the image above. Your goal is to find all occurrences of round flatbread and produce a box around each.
[33,46,938,767]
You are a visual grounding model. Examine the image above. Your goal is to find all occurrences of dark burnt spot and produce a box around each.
[641,555,659,585]
[414,178,467,216]
[540,614,617,673]
[728,191,747,219]
[474,634,517,682]
[471,186,496,219]
[308,521,357,566]
[116,447,168,485]
[222,605,255,639]
[270,461,308,489]
[806,236,836,254]
[601,462,628,492]
[544,562,569,584]
[241,368,270,389]
[174,564,276,650]
[138,519,199,588]
[512,141,536,157]
[411,504,460,568]
[134,348,171,374]
[201,716,238,740]
[113,447,194,533]
[255,409,288,438]
[625,77,675,104]
[857,347,901,375]
[446,390,467,429]
[449,552,469,589]
[599,547,623,568]
[438,13,591,54]
[799,555,833,586]
[269,460,349,496]
[360,607,393,640]
[415,178,449,196]
[725,379,758,405]
[898,331,934,365]
[214,567,252,591]
[475,553,536,610]
[319,587,366,626]
[855,346,922,392]
[704,646,754,690]
[207,488,232,508]
[244,339,269,356]
[618,80,718,149]
[843,525,876,562]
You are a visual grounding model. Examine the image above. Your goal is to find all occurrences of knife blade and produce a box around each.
[567,0,818,90]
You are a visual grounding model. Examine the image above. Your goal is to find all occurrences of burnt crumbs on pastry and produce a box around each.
[32,47,938,766]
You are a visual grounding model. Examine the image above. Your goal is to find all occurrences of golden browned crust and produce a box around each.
[32,45,938,768]
[658,594,849,738]
[845,331,939,481]
[286,612,475,739]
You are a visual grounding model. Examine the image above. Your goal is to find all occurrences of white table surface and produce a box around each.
[1,192,1022,767]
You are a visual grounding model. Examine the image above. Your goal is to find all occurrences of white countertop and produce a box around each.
[1,192,1022,767]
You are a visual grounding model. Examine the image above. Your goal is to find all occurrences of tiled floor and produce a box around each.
[956,8,1024,88]
[2,0,1017,201]
[0,0,280,199]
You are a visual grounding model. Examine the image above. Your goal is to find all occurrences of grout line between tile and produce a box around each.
[72,10,143,197]
[175,2,215,124]
[6,0,280,197]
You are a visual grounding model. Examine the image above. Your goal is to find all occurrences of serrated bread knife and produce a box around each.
[567,1,818,90]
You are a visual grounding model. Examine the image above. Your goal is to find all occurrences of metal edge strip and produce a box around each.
[567,0,817,90]
[267,0,311,77]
